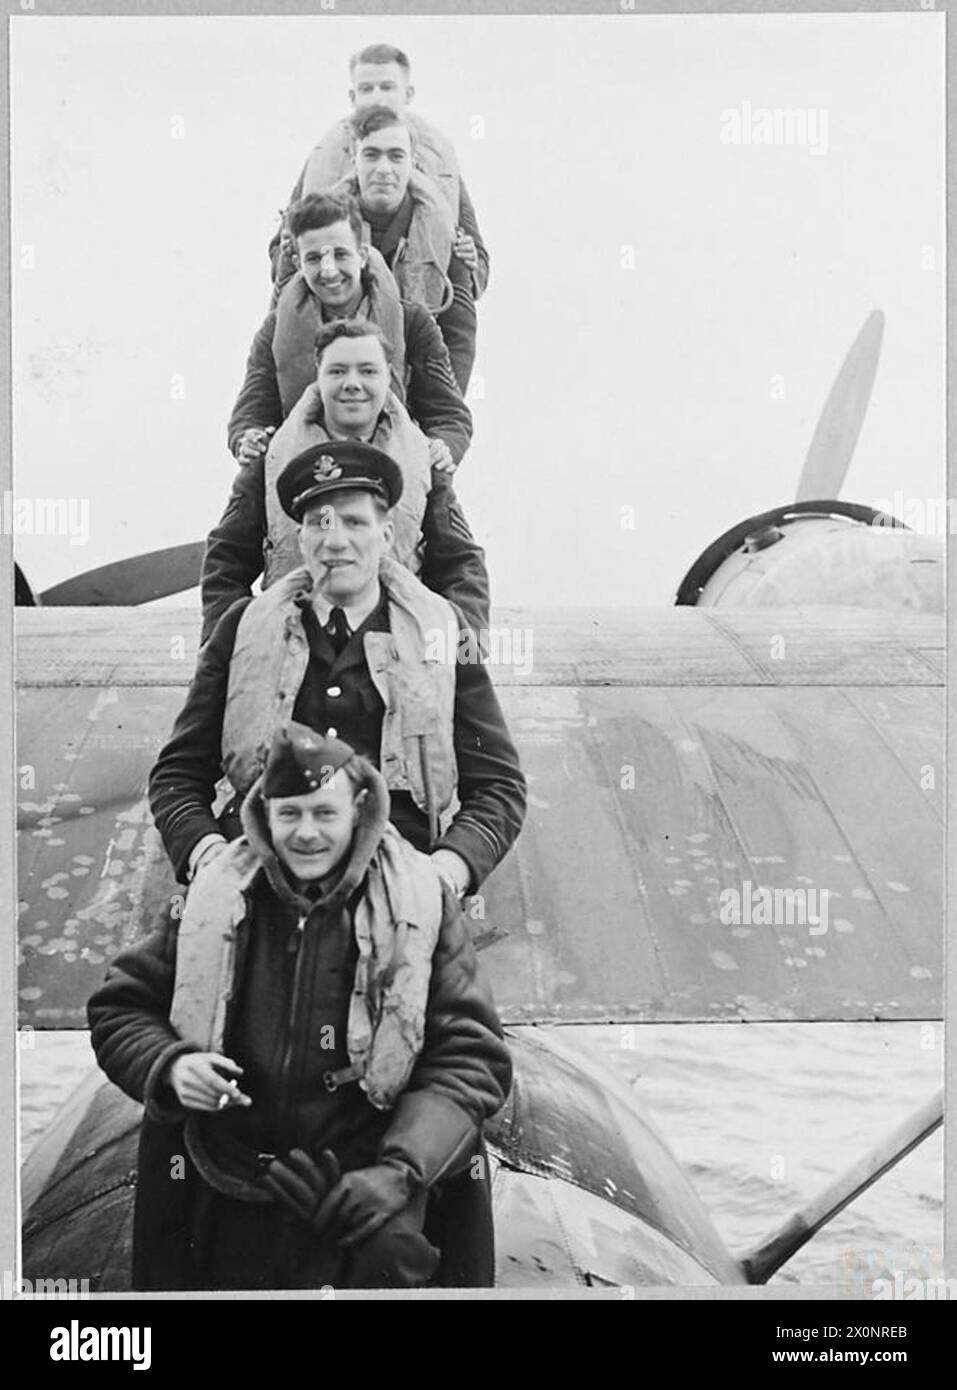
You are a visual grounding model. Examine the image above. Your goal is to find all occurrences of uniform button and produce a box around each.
[327,686,342,697]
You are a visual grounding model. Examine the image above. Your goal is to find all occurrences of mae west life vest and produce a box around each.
[169,820,444,1112]
[221,557,459,836]
[271,245,407,416]
[331,172,455,319]
[301,111,461,219]
[261,390,431,586]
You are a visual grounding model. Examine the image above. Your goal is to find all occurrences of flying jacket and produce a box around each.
[171,772,444,1112]
[88,767,512,1288]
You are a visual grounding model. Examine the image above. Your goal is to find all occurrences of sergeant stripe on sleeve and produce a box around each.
[425,354,458,389]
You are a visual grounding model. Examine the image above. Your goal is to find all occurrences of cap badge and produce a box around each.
[314,455,342,482]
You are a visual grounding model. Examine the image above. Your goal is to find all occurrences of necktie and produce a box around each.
[326,606,350,656]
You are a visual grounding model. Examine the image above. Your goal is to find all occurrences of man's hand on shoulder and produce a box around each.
[236,426,276,465]
[454,229,479,272]
[427,436,456,473]
[430,848,471,898]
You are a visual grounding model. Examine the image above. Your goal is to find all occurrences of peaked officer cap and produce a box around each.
[276,439,403,521]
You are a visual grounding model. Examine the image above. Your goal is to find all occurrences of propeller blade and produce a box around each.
[14,562,38,607]
[739,1089,942,1284]
[795,309,885,503]
[38,542,206,606]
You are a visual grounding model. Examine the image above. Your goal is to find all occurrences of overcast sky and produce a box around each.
[10,11,945,608]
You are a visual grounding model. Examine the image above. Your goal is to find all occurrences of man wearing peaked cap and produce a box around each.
[276,439,404,519]
[90,719,512,1288]
[202,316,489,643]
[150,415,525,912]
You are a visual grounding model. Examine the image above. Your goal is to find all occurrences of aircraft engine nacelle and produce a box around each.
[676,501,943,612]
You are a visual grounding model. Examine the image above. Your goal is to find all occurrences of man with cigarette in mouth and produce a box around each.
[89,722,512,1289]
[151,438,524,894]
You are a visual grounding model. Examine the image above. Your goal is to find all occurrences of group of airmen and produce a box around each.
[88,45,526,1290]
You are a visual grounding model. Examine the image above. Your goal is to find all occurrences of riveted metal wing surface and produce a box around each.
[16,604,943,1030]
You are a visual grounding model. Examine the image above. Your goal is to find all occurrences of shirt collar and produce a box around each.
[309,580,383,633]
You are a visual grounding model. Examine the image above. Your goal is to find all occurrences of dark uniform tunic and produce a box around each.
[290,595,438,856]
[227,296,472,467]
[200,457,490,643]
[148,591,526,891]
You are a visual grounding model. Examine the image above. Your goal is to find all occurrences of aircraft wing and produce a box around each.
[16,604,943,1028]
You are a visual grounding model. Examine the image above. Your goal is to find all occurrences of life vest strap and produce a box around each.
[323,1061,366,1093]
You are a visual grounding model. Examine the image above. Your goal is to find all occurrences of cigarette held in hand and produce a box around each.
[218,1079,241,1110]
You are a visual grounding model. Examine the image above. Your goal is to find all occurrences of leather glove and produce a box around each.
[261,1148,341,1227]
[310,1094,477,1251]
[312,1162,415,1248]
[378,1091,478,1189]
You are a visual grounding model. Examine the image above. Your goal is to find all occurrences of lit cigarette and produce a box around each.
[218,1079,240,1110]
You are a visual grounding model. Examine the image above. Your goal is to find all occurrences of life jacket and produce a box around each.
[301,111,461,218]
[220,557,459,836]
[262,391,431,588]
[169,771,444,1113]
[331,172,455,318]
[271,246,407,417]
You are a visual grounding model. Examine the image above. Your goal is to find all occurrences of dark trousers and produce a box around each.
[189,1187,439,1291]
[132,1120,496,1291]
